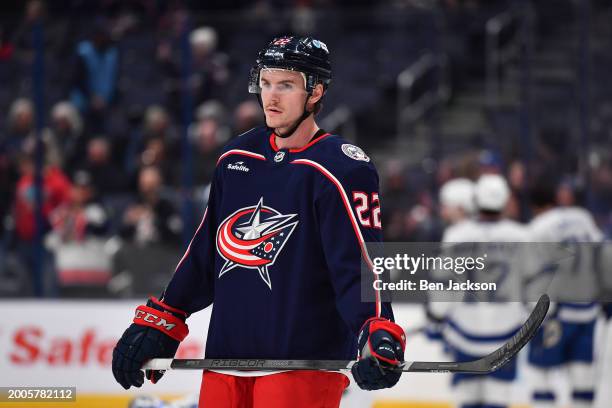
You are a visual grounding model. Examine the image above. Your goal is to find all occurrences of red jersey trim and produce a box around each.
[269,132,331,153]
[217,149,266,165]
[269,133,279,151]
[290,158,381,318]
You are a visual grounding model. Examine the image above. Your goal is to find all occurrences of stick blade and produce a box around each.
[480,293,550,373]
[404,294,550,373]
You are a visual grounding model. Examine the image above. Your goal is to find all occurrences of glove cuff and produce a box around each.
[133,298,189,342]
[359,317,406,366]
[149,296,188,317]
[361,317,406,350]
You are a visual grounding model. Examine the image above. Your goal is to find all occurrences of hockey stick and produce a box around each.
[144,293,549,374]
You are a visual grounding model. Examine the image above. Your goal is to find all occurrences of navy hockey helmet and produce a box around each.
[248,36,332,95]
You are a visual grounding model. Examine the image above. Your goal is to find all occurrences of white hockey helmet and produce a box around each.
[475,174,510,212]
[439,178,475,215]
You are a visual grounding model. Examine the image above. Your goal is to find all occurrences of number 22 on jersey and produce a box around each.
[352,192,382,229]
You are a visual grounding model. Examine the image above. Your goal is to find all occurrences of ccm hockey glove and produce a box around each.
[352,317,406,390]
[112,297,189,389]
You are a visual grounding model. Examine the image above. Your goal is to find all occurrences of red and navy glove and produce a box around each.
[351,317,406,390]
[112,297,189,389]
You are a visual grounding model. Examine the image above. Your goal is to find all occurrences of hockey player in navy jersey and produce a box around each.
[112,36,406,407]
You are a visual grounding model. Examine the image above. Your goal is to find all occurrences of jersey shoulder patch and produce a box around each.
[340,143,370,162]
[301,135,376,180]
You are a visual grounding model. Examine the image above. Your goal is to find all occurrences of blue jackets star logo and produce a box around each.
[216,198,298,289]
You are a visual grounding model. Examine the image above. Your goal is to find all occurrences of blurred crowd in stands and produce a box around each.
[0,0,610,298]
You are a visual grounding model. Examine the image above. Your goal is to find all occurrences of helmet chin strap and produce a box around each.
[274,96,312,139]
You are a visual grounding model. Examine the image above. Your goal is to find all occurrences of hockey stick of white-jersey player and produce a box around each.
[144,294,549,374]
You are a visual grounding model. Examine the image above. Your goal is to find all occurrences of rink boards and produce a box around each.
[0,300,609,408]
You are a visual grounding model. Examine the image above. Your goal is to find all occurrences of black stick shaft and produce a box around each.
[144,294,549,375]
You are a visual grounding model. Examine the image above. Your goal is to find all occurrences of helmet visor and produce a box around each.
[250,66,308,94]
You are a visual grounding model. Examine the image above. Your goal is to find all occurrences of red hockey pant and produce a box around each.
[199,370,349,408]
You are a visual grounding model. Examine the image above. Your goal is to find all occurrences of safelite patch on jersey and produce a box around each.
[341,144,370,162]
[216,198,298,290]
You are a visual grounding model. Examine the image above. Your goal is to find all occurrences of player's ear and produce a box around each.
[307,83,324,110]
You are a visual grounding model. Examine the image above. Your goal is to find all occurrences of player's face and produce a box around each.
[259,69,308,130]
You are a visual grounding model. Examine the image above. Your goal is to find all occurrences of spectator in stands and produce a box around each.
[290,2,316,35]
[4,98,35,156]
[233,100,264,135]
[45,170,112,295]
[125,105,179,180]
[406,190,441,241]
[78,137,127,196]
[190,105,230,187]
[477,149,504,175]
[503,160,527,221]
[157,25,229,114]
[49,101,84,174]
[1,100,36,245]
[138,136,178,187]
[0,25,14,62]
[13,153,72,243]
[189,26,229,104]
[196,99,227,125]
[380,161,413,241]
[0,150,16,234]
[555,175,589,209]
[591,158,612,232]
[381,160,413,210]
[12,152,72,295]
[11,0,72,64]
[70,17,119,133]
[556,180,576,207]
[10,0,45,63]
[143,105,179,146]
[120,166,181,247]
[6,98,64,167]
[508,160,525,192]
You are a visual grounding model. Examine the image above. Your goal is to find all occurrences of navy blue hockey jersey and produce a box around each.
[162,127,393,361]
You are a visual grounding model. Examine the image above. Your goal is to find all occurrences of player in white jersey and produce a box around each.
[439,178,476,226]
[527,175,604,408]
[429,174,531,408]
[424,178,476,341]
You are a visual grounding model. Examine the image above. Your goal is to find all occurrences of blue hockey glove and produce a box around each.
[351,317,406,390]
[112,297,189,389]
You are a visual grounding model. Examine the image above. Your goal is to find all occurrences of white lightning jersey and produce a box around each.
[528,206,603,322]
[431,219,531,356]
